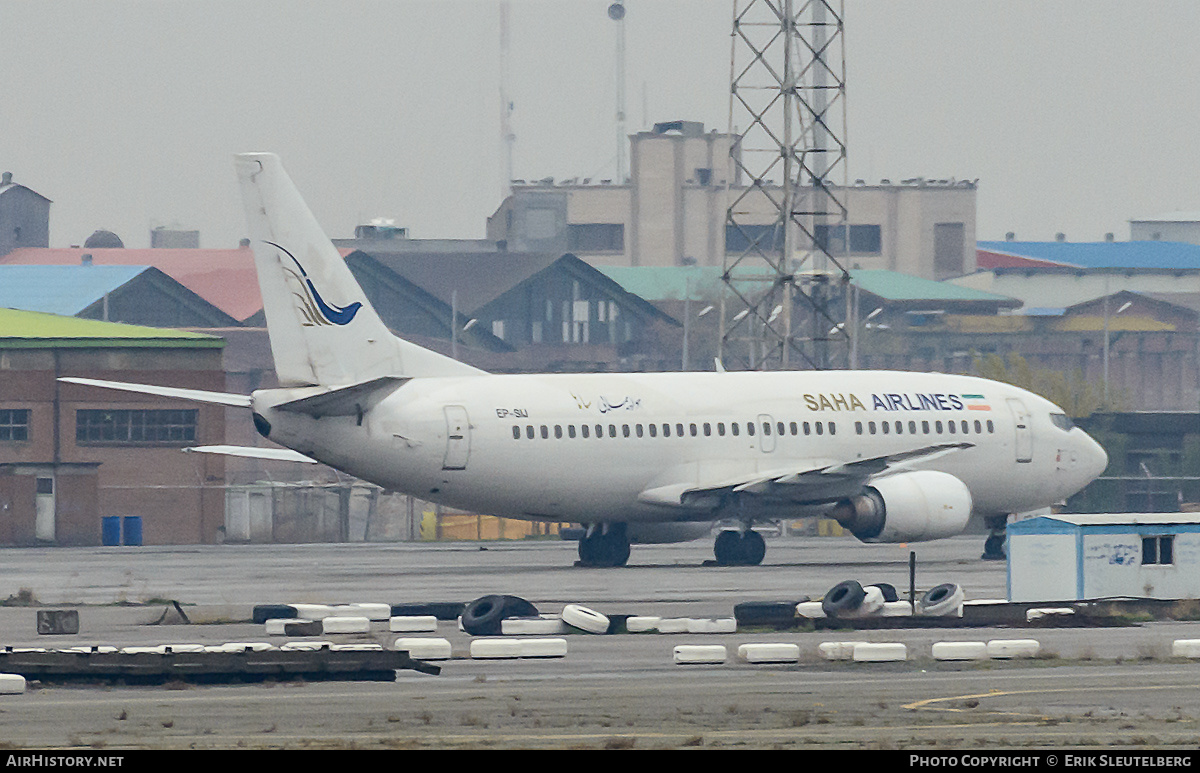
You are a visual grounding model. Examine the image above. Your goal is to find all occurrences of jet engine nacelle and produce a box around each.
[830,470,972,543]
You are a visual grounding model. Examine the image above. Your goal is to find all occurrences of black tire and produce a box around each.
[460,595,507,635]
[734,599,808,626]
[821,580,866,617]
[390,602,465,620]
[867,583,899,603]
[498,594,538,618]
[252,604,297,624]
[740,531,767,566]
[714,530,742,565]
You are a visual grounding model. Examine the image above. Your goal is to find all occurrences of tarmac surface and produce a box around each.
[1,534,1199,750]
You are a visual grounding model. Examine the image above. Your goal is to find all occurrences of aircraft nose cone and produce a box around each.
[1081,431,1108,480]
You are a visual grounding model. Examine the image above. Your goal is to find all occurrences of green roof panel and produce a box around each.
[0,308,223,349]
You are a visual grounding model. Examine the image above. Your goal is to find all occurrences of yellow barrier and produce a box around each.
[817,519,846,537]
[420,511,560,541]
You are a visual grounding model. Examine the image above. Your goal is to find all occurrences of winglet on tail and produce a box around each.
[234,153,482,387]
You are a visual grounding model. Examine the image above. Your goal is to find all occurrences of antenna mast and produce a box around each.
[720,0,851,370]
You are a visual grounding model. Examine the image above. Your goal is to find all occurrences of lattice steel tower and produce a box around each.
[720,0,850,370]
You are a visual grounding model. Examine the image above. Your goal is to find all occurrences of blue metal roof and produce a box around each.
[978,241,1200,270]
[0,265,150,316]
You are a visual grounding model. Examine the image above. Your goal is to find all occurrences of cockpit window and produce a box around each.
[1050,413,1075,432]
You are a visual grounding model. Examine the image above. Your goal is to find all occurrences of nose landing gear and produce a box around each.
[577,523,631,567]
[713,528,766,566]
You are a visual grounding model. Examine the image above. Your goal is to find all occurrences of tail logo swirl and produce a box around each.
[266,241,363,327]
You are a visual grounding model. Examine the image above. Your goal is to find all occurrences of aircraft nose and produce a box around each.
[1079,430,1108,480]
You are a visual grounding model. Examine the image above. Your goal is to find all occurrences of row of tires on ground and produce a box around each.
[674,639,1045,665]
[252,582,966,642]
[809,580,966,619]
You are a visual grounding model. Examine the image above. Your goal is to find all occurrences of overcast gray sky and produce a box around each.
[3,1,1199,249]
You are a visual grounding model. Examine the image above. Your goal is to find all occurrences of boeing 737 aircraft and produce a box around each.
[63,153,1109,567]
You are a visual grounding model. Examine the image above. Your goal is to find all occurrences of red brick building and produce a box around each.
[0,309,225,545]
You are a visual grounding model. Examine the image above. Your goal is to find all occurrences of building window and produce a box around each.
[568,223,624,252]
[934,222,966,278]
[0,410,29,441]
[725,224,784,253]
[76,409,197,445]
[1142,535,1175,565]
[0,409,30,441]
[813,224,882,255]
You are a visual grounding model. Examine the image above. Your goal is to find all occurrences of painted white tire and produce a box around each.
[518,638,568,658]
[818,641,865,661]
[265,618,307,636]
[986,639,1040,659]
[562,604,609,634]
[290,604,335,620]
[122,644,204,654]
[60,646,117,654]
[344,603,391,621]
[389,616,439,633]
[1026,607,1074,622]
[852,643,907,662]
[738,643,800,664]
[470,638,522,659]
[880,601,913,617]
[204,642,274,653]
[625,616,661,633]
[932,641,988,661]
[795,601,826,619]
[322,616,370,634]
[843,587,886,618]
[673,645,726,665]
[0,674,26,694]
[1172,639,1200,658]
[917,584,965,617]
[280,641,332,651]
[393,637,452,660]
[656,618,690,633]
[687,618,737,634]
[502,617,567,635]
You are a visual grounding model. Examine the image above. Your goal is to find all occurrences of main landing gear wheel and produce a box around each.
[981,514,1008,561]
[713,529,766,566]
[577,523,631,568]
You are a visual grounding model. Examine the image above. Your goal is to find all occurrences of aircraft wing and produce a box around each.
[637,442,973,509]
[183,445,318,464]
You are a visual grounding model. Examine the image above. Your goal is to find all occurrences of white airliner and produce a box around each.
[63,153,1108,567]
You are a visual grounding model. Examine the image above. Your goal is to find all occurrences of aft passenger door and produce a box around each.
[442,405,471,470]
[1006,398,1032,463]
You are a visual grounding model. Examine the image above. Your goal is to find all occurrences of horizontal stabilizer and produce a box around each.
[59,377,252,408]
[273,376,409,418]
[183,445,317,464]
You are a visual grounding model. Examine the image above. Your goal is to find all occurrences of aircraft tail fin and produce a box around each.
[234,152,482,386]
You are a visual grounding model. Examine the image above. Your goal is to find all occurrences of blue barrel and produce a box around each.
[122,516,143,546]
[101,517,121,546]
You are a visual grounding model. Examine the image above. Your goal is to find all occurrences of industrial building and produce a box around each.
[0,309,226,546]
[486,121,977,280]
[0,172,50,258]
